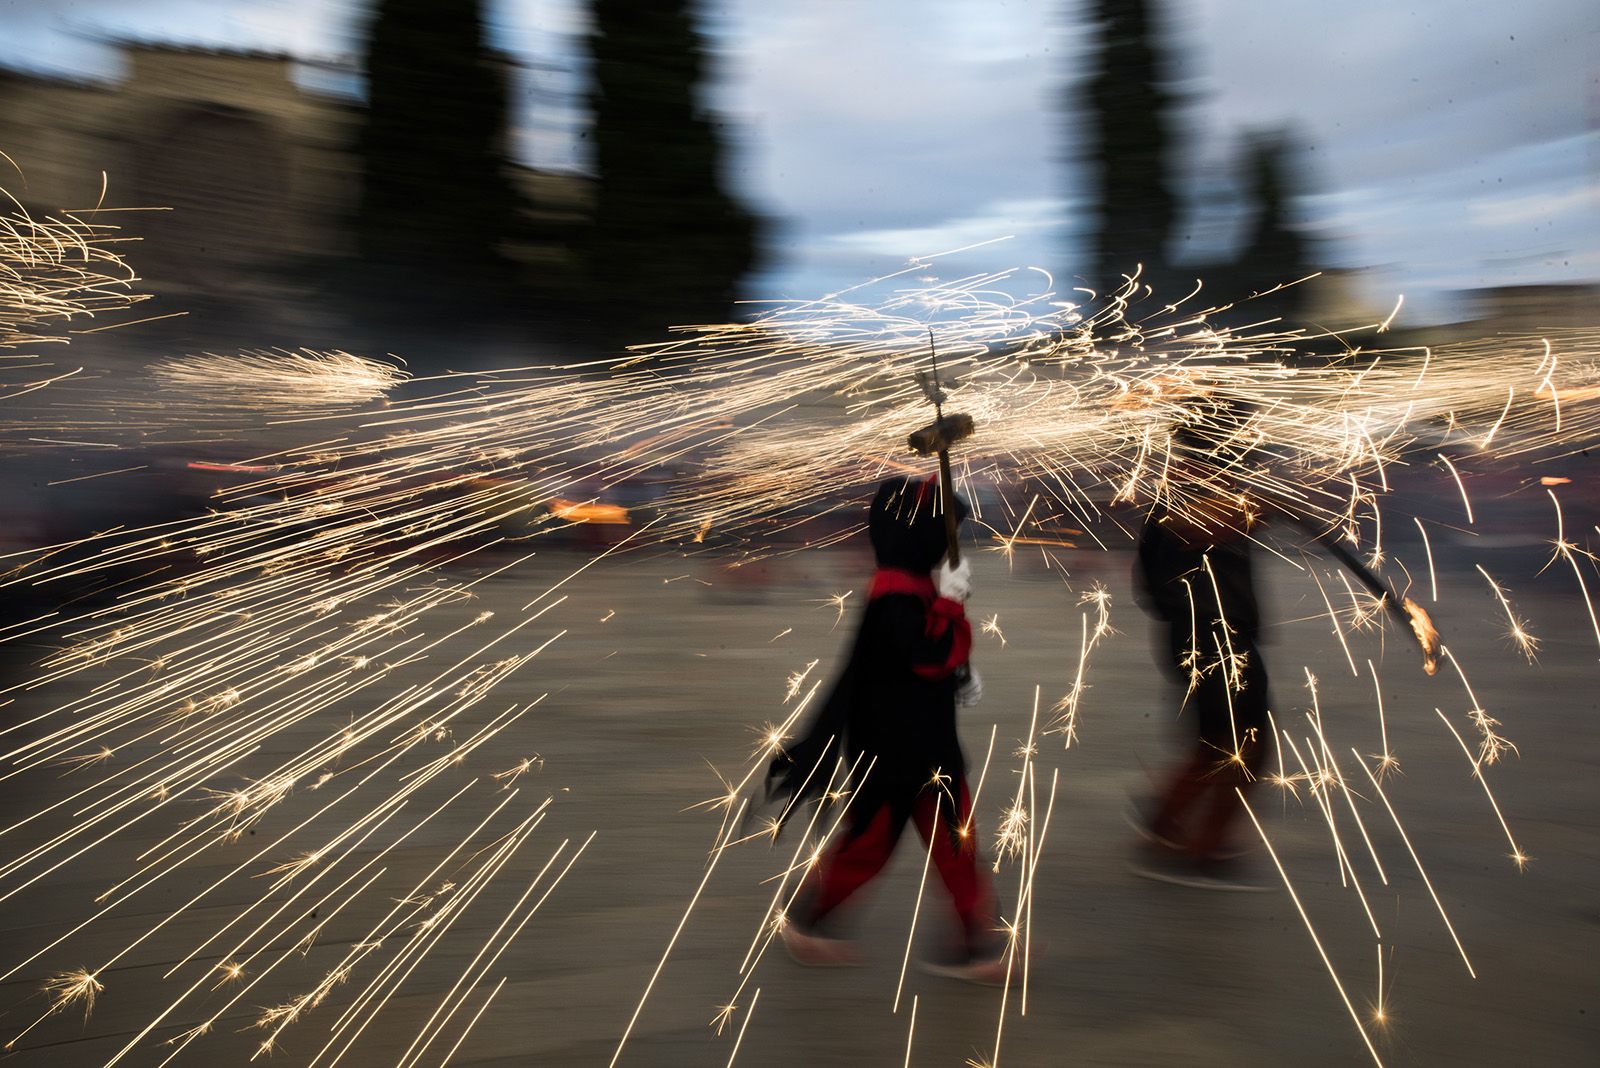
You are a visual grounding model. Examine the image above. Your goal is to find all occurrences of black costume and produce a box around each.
[1135,499,1272,860]
[766,477,993,947]
[768,477,974,835]
[1137,501,1270,756]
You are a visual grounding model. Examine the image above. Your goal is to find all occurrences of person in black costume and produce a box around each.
[1130,397,1441,890]
[1123,394,1282,890]
[1131,461,1273,887]
[766,476,1004,980]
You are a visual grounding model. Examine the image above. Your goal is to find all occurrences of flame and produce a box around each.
[1402,598,1441,675]
[547,498,631,525]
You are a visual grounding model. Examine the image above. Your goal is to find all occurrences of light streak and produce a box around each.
[725,986,760,1067]
[995,688,1042,867]
[1366,659,1398,779]
[1542,489,1600,658]
[963,723,999,839]
[1433,709,1529,870]
[1281,728,1362,904]
[1533,339,1561,433]
[1478,386,1514,450]
[1474,564,1539,661]
[1440,646,1517,766]
[1353,752,1476,979]
[817,590,853,627]
[1239,790,1386,1068]
[149,348,404,416]
[902,993,919,1066]
[895,789,941,1014]
[0,172,147,401]
[610,800,746,1068]
[1019,767,1059,1019]
[719,754,873,1025]
[306,803,560,1068]
[1046,588,1113,747]
[438,976,507,1068]
[1437,454,1474,525]
[1284,716,1385,937]
[1412,517,1437,602]
[1264,708,1297,796]
[3,969,103,1051]
[393,831,594,1068]
[1373,943,1390,1027]
[0,247,1594,1064]
[1377,294,1404,333]
[984,765,1059,1068]
[1311,565,1360,676]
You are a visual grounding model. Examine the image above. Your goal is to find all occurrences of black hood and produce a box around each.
[868,476,968,573]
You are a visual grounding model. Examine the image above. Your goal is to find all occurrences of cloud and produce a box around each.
[0,0,1593,316]
[715,0,1075,295]
[1186,0,1599,181]
[1470,184,1599,229]
[824,197,1068,257]
[0,0,362,68]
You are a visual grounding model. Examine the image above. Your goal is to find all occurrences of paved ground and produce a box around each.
[0,532,1596,1067]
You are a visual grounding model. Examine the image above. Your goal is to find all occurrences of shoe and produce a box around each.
[1123,799,1251,861]
[780,922,862,967]
[920,949,1012,986]
[1129,852,1274,893]
[1123,800,1184,851]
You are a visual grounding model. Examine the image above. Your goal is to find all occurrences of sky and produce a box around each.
[0,0,1595,322]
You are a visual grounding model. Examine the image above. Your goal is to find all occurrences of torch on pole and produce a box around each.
[1314,531,1442,675]
[906,330,975,565]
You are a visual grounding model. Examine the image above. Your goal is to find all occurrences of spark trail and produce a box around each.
[0,250,1594,1063]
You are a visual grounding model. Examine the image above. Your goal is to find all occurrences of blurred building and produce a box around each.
[1294,267,1395,332]
[0,40,585,302]
[0,44,354,292]
[1396,281,1600,347]
[1466,283,1600,333]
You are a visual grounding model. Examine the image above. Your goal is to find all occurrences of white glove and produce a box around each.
[935,556,973,603]
[956,666,984,708]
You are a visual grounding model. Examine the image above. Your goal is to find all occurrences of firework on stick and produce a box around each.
[906,330,976,565]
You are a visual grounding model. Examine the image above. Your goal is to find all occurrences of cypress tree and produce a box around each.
[581,0,761,339]
[355,0,521,283]
[1234,130,1312,314]
[1081,0,1179,294]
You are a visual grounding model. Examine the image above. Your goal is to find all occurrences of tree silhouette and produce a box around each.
[580,0,761,339]
[354,0,521,284]
[1232,129,1313,316]
[1081,0,1180,294]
